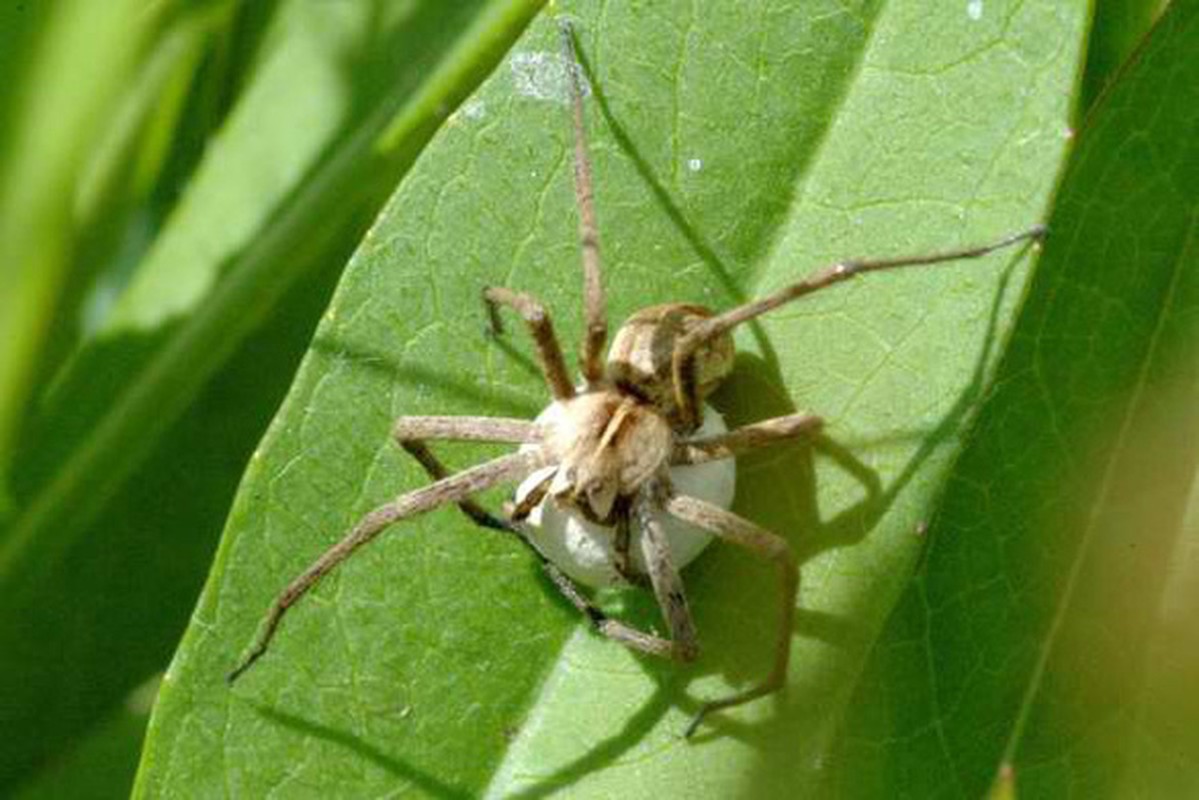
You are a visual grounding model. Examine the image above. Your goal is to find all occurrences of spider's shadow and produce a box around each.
[252,705,474,799]
[309,333,543,419]
[499,258,1023,791]
[647,262,1022,745]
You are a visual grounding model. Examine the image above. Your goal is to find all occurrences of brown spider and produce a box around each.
[228,19,1045,737]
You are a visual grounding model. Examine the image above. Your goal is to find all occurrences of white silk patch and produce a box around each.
[516,403,736,588]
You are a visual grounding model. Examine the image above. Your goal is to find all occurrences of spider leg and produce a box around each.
[227,447,545,684]
[398,434,662,655]
[392,431,675,664]
[398,440,509,532]
[505,467,552,523]
[671,226,1047,426]
[503,478,684,661]
[672,412,823,466]
[558,20,607,388]
[392,415,540,445]
[402,432,642,640]
[400,429,689,661]
[397,424,591,589]
[661,492,798,737]
[482,287,575,401]
[612,512,651,588]
[393,415,540,531]
[538,560,676,659]
[635,486,699,661]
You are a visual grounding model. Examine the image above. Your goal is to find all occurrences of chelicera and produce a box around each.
[228,19,1044,737]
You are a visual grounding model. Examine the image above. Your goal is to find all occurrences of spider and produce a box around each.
[228,19,1045,737]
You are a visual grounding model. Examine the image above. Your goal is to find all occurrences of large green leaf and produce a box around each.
[139,1,1085,795]
[826,3,1199,797]
[1079,0,1167,111]
[0,0,543,792]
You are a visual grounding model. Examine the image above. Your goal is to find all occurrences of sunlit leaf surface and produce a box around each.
[138,1,1086,795]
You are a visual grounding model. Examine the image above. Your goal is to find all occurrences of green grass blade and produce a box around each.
[0,0,146,497]
[140,1,1085,796]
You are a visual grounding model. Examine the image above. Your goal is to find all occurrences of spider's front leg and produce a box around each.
[636,484,699,662]
[482,287,575,400]
[505,474,696,662]
[611,514,651,589]
[537,559,679,661]
[227,444,545,684]
[393,414,541,531]
[397,418,681,663]
[660,411,822,736]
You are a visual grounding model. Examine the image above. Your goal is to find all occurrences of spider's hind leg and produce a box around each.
[670,226,1046,427]
[558,19,608,388]
[661,492,799,738]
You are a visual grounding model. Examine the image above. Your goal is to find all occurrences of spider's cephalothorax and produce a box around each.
[227,17,1046,738]
[536,304,733,526]
[539,389,671,525]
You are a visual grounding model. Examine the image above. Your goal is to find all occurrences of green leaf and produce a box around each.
[50,2,249,367]
[1079,0,1167,111]
[139,1,1086,796]
[13,680,156,800]
[826,2,1199,797]
[0,0,543,791]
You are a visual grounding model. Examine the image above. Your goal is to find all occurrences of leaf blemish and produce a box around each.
[966,0,983,21]
[509,51,590,105]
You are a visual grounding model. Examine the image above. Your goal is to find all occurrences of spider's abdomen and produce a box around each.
[517,397,736,588]
[607,303,735,424]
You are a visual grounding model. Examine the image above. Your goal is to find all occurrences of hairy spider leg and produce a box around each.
[671,226,1047,428]
[559,19,607,388]
[227,447,545,683]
